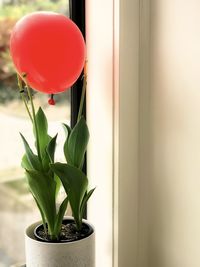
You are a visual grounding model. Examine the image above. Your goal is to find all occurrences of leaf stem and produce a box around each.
[77,75,87,122]
[17,74,33,123]
[22,75,42,163]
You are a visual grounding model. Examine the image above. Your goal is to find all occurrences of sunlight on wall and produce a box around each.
[149,1,200,266]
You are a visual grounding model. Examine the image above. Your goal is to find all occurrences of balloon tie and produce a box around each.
[48,94,55,105]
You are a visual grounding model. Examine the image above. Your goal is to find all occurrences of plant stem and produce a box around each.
[24,78,42,163]
[77,75,87,122]
[17,74,33,123]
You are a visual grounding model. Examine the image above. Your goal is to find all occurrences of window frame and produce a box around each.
[69,0,87,219]
[69,0,86,128]
[71,1,145,266]
[86,0,141,266]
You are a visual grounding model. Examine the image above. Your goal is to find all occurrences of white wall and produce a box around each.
[147,1,200,266]
[87,1,200,266]
[86,1,114,266]
[86,0,140,267]
[117,0,140,266]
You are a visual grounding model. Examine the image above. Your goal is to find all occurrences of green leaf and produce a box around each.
[41,151,51,172]
[63,123,71,138]
[80,188,96,219]
[25,169,57,236]
[40,134,58,172]
[50,163,88,230]
[65,117,89,169]
[54,175,61,198]
[45,134,61,196]
[54,197,68,237]
[21,154,32,170]
[46,134,58,163]
[20,133,42,171]
[35,107,51,158]
[63,123,72,164]
[32,194,47,234]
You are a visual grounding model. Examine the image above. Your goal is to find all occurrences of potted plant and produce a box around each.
[9,12,95,267]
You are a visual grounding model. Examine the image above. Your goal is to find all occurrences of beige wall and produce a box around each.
[147,1,200,266]
[88,0,200,266]
[87,0,141,266]
[117,0,140,266]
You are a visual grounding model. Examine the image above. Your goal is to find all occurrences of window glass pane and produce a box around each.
[0,1,69,266]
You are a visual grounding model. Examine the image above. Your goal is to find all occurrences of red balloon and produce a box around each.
[10,12,86,94]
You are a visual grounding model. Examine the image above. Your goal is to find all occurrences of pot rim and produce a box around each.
[25,216,95,245]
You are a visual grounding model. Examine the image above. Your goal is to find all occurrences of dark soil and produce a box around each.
[34,219,93,243]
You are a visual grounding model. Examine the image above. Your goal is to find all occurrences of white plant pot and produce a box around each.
[25,216,95,267]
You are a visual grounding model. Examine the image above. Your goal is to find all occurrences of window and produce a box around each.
[86,1,139,266]
[0,1,70,265]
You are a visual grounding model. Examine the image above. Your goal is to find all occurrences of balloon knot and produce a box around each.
[21,72,27,78]
[48,94,55,105]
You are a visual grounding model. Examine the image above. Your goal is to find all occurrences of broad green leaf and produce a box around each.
[50,163,88,230]
[40,134,58,172]
[25,169,56,235]
[32,194,47,234]
[35,107,51,158]
[63,123,71,138]
[41,150,51,172]
[65,117,89,169]
[54,197,68,237]
[20,133,42,171]
[46,134,61,196]
[63,123,72,164]
[80,188,96,218]
[21,154,32,170]
[54,174,61,198]
[46,134,58,163]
